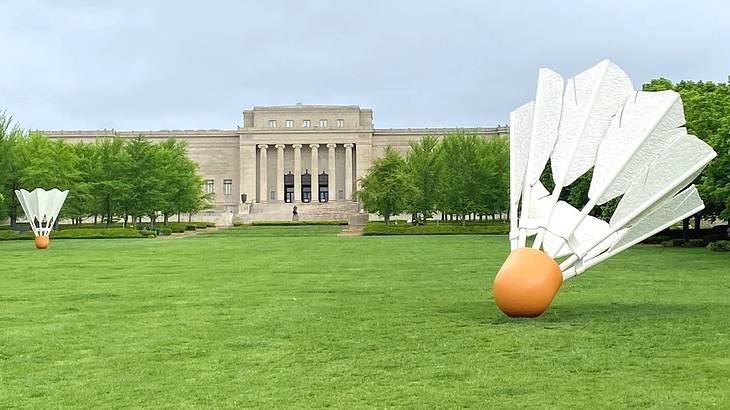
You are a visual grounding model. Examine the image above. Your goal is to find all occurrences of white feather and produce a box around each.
[517,68,564,247]
[15,188,69,237]
[509,101,534,248]
[510,60,714,282]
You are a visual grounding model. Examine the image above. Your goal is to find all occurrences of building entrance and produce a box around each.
[318,171,329,203]
[284,171,294,203]
[301,171,312,203]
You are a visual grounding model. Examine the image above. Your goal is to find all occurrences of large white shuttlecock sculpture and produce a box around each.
[495,60,716,317]
[15,188,69,249]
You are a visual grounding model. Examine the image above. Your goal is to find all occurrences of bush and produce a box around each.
[662,239,686,247]
[642,235,671,245]
[684,238,706,248]
[707,240,730,252]
[59,223,124,230]
[702,233,729,245]
[55,228,144,239]
[0,230,20,239]
[362,222,509,236]
[0,228,144,241]
[140,230,157,238]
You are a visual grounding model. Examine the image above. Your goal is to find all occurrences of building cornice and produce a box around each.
[41,126,511,139]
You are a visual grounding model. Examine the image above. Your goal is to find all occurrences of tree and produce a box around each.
[157,138,211,225]
[438,131,483,225]
[356,147,412,225]
[20,134,84,224]
[121,136,164,226]
[475,136,509,219]
[91,138,130,225]
[702,118,730,222]
[643,76,730,231]
[0,112,29,226]
[405,136,442,224]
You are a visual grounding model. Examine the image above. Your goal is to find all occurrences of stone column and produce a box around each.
[258,144,268,203]
[310,144,319,202]
[238,141,256,207]
[344,143,353,201]
[327,143,337,201]
[293,144,302,202]
[275,144,285,202]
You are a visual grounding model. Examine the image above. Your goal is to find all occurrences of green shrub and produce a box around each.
[55,228,144,239]
[59,223,124,230]
[136,230,156,238]
[702,233,728,245]
[684,239,706,248]
[661,239,686,247]
[707,240,730,252]
[0,230,20,239]
[362,222,509,236]
[642,235,672,245]
[0,228,144,240]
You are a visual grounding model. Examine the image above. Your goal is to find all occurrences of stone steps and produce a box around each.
[239,201,361,222]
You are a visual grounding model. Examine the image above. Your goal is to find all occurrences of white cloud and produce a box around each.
[1,0,727,130]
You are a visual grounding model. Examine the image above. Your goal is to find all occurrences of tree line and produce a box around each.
[356,131,510,225]
[358,73,730,231]
[0,113,211,227]
[642,77,730,229]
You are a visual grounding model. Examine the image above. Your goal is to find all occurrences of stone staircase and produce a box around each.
[239,201,361,222]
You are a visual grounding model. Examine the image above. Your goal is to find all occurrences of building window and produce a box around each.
[269,119,277,128]
[204,180,215,194]
[336,119,344,128]
[223,179,232,195]
[285,120,293,128]
[319,119,328,128]
[302,119,310,128]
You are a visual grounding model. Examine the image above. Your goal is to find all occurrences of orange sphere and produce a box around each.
[493,247,562,317]
[34,235,49,250]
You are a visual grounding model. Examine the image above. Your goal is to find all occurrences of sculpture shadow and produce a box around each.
[448,300,727,326]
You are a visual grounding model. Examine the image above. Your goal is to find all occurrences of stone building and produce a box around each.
[45,104,508,222]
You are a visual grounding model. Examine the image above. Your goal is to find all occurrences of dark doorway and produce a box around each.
[301,170,312,203]
[318,171,329,203]
[284,171,294,203]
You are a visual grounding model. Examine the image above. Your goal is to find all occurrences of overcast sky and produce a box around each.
[1,0,727,131]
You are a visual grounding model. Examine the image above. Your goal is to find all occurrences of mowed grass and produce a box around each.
[1,226,729,409]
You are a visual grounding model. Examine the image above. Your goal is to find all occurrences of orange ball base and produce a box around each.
[493,248,562,317]
[34,235,49,250]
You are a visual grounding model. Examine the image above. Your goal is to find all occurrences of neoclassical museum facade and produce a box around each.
[45,105,508,221]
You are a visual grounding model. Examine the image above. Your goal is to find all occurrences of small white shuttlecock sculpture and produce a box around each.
[15,188,69,249]
[495,60,716,317]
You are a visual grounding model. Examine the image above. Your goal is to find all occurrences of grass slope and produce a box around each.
[1,226,729,408]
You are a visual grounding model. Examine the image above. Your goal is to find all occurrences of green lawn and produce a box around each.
[1,226,729,408]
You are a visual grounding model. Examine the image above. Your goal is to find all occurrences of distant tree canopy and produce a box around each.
[643,77,730,223]
[356,131,509,225]
[0,111,212,227]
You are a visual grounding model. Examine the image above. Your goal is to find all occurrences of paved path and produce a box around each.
[158,227,221,239]
[337,225,364,236]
